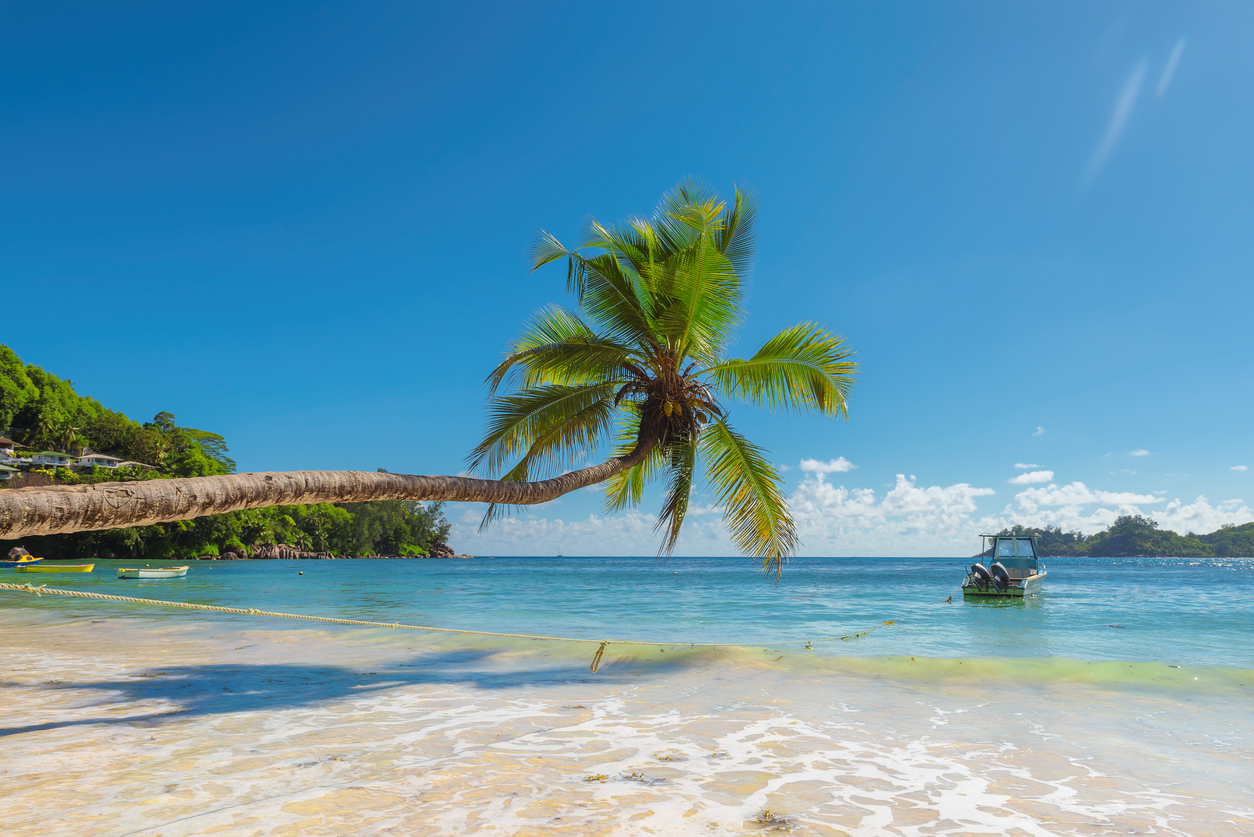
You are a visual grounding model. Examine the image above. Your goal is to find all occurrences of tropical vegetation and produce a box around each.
[0,345,450,559]
[990,516,1254,558]
[0,182,857,572]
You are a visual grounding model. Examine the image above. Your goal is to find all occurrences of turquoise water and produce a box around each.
[5,555,1253,835]
[10,555,1253,668]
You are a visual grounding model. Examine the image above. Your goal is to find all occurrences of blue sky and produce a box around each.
[3,2,1251,555]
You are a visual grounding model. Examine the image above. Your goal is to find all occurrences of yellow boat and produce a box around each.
[16,563,94,573]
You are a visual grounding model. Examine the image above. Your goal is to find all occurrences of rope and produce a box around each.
[0,582,897,670]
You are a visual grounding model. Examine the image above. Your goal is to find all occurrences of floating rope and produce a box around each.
[0,582,897,672]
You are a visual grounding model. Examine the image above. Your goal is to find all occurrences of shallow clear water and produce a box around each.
[3,556,1252,836]
[9,555,1254,667]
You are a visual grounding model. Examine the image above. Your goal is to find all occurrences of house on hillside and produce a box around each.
[77,453,124,469]
[29,451,75,468]
[0,463,17,481]
[0,436,16,459]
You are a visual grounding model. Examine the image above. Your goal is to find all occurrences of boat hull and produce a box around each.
[963,571,1046,598]
[118,566,188,579]
[0,557,43,568]
[16,563,94,573]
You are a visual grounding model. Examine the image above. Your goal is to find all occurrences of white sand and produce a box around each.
[2,610,1252,836]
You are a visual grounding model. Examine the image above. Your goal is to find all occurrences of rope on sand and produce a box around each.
[0,582,897,673]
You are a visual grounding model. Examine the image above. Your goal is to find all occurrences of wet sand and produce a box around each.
[2,611,1252,836]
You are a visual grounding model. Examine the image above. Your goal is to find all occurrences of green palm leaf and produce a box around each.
[698,419,797,574]
[704,323,857,418]
[488,307,638,392]
[655,439,696,556]
[602,403,664,513]
[469,383,617,477]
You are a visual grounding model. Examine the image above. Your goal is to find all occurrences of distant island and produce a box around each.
[0,344,455,561]
[985,515,1253,558]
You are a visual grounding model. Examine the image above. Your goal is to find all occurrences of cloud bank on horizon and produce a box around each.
[451,458,1254,557]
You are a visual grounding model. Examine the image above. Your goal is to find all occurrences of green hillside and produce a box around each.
[1,345,450,559]
[991,516,1254,558]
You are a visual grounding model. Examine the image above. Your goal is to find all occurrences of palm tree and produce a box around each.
[0,183,855,570]
[57,423,83,455]
[469,181,856,571]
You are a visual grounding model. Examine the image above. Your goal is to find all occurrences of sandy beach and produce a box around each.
[3,604,1251,837]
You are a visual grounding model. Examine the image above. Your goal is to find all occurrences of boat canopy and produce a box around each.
[979,533,1040,567]
[995,537,1036,559]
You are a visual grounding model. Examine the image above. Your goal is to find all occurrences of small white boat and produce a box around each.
[118,566,189,579]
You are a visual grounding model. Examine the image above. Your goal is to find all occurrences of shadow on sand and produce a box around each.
[0,645,702,739]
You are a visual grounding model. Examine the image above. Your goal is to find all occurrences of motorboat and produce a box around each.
[0,555,43,568]
[963,534,1046,598]
[117,566,189,579]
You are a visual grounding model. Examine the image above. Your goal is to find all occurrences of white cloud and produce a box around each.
[451,507,735,557]
[1012,481,1163,513]
[800,457,856,474]
[788,473,995,554]
[1014,463,1039,470]
[1156,37,1186,98]
[1232,465,1249,472]
[1154,496,1253,534]
[1129,449,1151,457]
[977,482,1244,537]
[1009,470,1054,485]
[1033,426,1045,436]
[1084,60,1147,185]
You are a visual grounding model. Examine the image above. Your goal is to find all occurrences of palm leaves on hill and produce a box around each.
[470,181,856,572]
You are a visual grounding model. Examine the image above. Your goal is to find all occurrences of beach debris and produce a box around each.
[751,809,797,831]
[583,774,609,783]
[562,704,587,709]
[590,641,608,672]
[1168,665,1180,668]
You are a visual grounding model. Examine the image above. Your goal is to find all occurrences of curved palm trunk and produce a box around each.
[0,442,654,541]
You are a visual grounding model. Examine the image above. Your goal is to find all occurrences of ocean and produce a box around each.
[2,556,1251,835]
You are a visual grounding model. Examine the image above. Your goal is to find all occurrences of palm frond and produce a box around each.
[698,420,796,574]
[657,179,723,252]
[477,392,619,530]
[655,439,696,556]
[715,186,757,275]
[488,307,638,393]
[468,383,617,477]
[567,252,657,346]
[530,230,572,271]
[652,244,743,363]
[703,323,857,418]
[602,403,663,513]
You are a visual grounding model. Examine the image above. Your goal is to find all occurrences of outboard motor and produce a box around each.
[990,561,1011,592]
[970,563,992,589]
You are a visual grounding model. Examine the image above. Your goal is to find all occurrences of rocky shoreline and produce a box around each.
[203,542,475,561]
